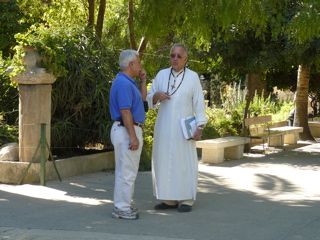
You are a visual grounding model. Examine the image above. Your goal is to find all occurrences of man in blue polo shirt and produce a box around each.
[109,50,147,220]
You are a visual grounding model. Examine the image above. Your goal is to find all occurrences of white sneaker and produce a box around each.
[112,207,139,220]
[130,207,138,212]
[113,206,139,212]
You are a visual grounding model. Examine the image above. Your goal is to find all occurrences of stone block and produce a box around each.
[201,148,224,164]
[268,135,283,147]
[224,145,245,160]
[197,137,250,164]
[0,143,19,161]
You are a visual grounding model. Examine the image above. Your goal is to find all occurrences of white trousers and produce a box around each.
[163,199,194,206]
[111,122,143,211]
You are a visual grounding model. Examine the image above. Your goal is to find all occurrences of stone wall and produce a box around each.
[0,151,115,184]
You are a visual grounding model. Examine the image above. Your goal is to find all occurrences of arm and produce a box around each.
[139,68,147,101]
[147,70,171,105]
[120,108,140,150]
[152,91,171,104]
[192,73,208,141]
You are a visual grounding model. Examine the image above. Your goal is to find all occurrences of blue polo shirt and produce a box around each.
[109,72,145,124]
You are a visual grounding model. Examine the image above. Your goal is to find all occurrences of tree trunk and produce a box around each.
[88,0,95,28]
[294,64,314,141]
[243,73,266,118]
[96,0,106,41]
[249,73,267,99]
[243,73,264,152]
[243,73,257,137]
[127,0,137,50]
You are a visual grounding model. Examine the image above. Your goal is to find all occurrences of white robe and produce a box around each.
[146,67,207,200]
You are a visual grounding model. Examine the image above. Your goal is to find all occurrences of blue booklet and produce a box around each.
[180,116,197,140]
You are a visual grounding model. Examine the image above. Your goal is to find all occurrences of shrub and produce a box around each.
[203,107,243,139]
[272,101,294,122]
[140,100,157,171]
[0,124,18,147]
[140,135,153,171]
[13,24,84,77]
[248,90,281,117]
[202,81,246,138]
[47,28,119,157]
[0,56,18,125]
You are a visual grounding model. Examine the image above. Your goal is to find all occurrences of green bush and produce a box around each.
[203,82,246,138]
[140,103,157,171]
[0,124,18,147]
[47,28,119,157]
[13,24,86,77]
[272,101,294,122]
[202,107,243,139]
[0,0,32,58]
[140,135,153,171]
[0,57,19,125]
[248,90,281,117]
[202,107,220,139]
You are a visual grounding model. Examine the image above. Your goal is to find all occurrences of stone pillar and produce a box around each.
[19,85,52,162]
[7,47,56,162]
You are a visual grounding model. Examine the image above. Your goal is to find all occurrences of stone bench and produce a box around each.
[309,121,320,137]
[196,136,250,164]
[268,126,303,145]
[244,116,303,149]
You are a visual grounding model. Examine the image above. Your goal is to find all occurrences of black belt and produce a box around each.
[116,119,143,128]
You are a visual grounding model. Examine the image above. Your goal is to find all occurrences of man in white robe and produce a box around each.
[146,44,207,212]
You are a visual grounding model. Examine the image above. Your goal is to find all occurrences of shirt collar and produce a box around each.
[118,72,136,84]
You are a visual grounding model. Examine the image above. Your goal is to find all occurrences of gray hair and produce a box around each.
[170,44,188,57]
[119,50,139,70]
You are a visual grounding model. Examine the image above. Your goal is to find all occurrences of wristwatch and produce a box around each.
[198,126,205,130]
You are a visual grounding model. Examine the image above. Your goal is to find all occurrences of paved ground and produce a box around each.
[1,141,320,240]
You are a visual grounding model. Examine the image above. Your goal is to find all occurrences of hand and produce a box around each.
[192,128,202,141]
[158,92,171,102]
[129,137,139,151]
[139,68,146,82]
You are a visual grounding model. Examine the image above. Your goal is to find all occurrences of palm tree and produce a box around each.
[295,65,314,140]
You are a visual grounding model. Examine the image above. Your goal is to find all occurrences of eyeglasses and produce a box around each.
[170,54,184,59]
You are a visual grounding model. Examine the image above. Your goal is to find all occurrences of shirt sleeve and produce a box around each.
[192,73,208,126]
[117,81,134,110]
